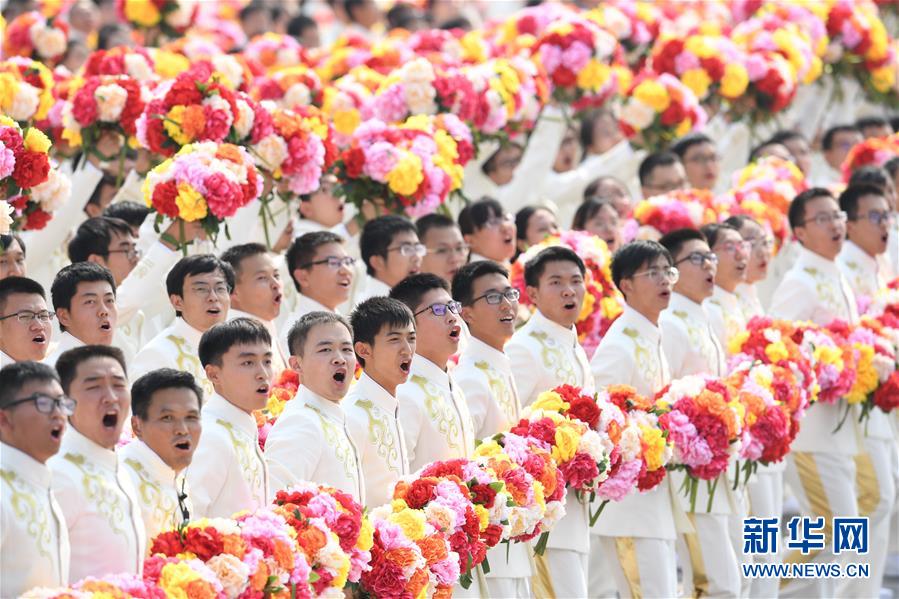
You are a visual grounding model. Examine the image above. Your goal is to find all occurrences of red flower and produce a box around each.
[482,523,503,548]
[343,147,366,179]
[24,208,52,230]
[404,477,438,509]
[0,126,24,154]
[567,397,601,429]
[637,462,666,491]
[149,530,185,556]
[204,172,244,218]
[165,76,203,107]
[182,526,224,561]
[151,179,180,218]
[470,483,497,509]
[12,151,50,189]
[873,371,899,413]
[559,451,600,489]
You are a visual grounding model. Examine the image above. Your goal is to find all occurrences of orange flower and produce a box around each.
[386,546,419,569]
[215,143,242,164]
[297,524,328,557]
[249,561,270,591]
[273,111,301,137]
[273,539,295,570]
[222,534,247,558]
[417,534,449,564]
[606,420,622,445]
[434,586,453,599]
[185,579,216,599]
[180,104,206,142]
[409,568,430,596]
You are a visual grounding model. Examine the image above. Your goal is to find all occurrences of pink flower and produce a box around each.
[362,141,399,182]
[0,146,15,179]
[204,172,244,218]
[596,458,641,501]
[745,54,768,81]
[539,44,563,73]
[561,41,592,72]
[674,52,700,74]
[202,106,231,141]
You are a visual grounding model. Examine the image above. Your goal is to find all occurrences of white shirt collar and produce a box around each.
[0,349,15,366]
[122,439,181,480]
[352,372,398,412]
[464,335,510,369]
[170,317,205,346]
[55,331,84,354]
[712,285,740,305]
[618,305,662,342]
[365,276,392,298]
[528,309,578,345]
[667,292,709,320]
[795,245,842,275]
[410,354,450,388]
[203,392,258,439]
[296,294,333,315]
[839,240,879,275]
[60,426,117,471]
[297,385,346,424]
[0,442,52,487]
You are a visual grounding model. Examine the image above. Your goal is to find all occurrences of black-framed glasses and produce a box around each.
[632,266,680,285]
[850,210,895,227]
[800,211,847,227]
[300,256,356,269]
[3,393,76,415]
[470,288,520,306]
[415,301,462,317]
[387,243,427,258]
[107,246,142,260]
[0,310,56,324]
[675,252,719,267]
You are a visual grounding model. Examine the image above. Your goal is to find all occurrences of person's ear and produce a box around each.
[369,254,386,275]
[87,254,107,267]
[56,308,72,330]
[354,341,372,363]
[0,409,12,436]
[298,200,312,219]
[525,285,539,302]
[204,363,221,386]
[793,226,807,246]
[288,355,301,374]
[131,415,142,440]
[460,304,475,325]
[170,294,185,314]
[619,278,634,299]
[293,268,310,292]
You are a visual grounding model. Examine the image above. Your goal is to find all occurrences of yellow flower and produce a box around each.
[159,562,203,599]
[548,21,574,36]
[674,118,693,138]
[402,114,431,132]
[333,108,361,136]
[576,60,611,92]
[62,127,83,148]
[871,66,895,93]
[175,183,208,222]
[386,153,424,196]
[684,36,715,59]
[814,345,843,370]
[639,424,666,471]
[461,31,487,63]
[533,480,546,511]
[578,292,595,322]
[764,341,789,364]
[23,127,51,153]
[152,50,190,79]
[434,129,458,163]
[532,391,569,414]
[552,425,581,464]
[720,63,749,99]
[613,65,633,95]
[474,440,504,458]
[334,553,351,588]
[356,516,374,552]
[164,106,191,146]
[632,80,669,113]
[390,507,426,540]
[474,504,490,530]
[681,68,712,100]
[847,344,877,405]
[124,0,161,27]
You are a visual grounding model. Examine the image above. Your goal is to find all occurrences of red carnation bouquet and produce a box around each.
[2,11,68,65]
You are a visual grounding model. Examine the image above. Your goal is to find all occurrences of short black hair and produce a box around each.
[0,276,44,314]
[416,213,456,242]
[389,273,448,314]
[287,14,317,39]
[130,368,203,420]
[452,260,508,306]
[515,206,540,243]
[723,214,760,232]
[583,175,626,202]
[220,243,270,279]
[788,187,835,230]
[458,197,504,235]
[670,133,713,158]
[239,0,267,21]
[68,216,133,263]
[611,240,673,291]
[96,23,129,51]
[638,151,680,186]
[55,345,127,395]
[848,166,891,191]
[700,223,740,248]
[524,246,585,288]
[103,201,150,229]
[360,215,417,276]
[822,124,861,151]
[572,198,616,231]
[386,2,423,30]
[884,157,899,179]
[287,311,352,357]
[0,233,25,256]
[198,317,272,367]
[748,140,786,163]
[286,231,345,292]
[50,263,116,328]
[349,297,414,367]
[166,255,235,318]
[481,142,521,176]
[0,361,60,409]
[438,15,471,31]
[659,228,706,260]
[839,184,886,221]
[856,116,892,134]
[578,108,615,152]
[767,130,805,147]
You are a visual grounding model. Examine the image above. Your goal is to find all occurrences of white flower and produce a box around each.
[233,99,254,139]
[206,553,249,598]
[124,53,154,82]
[618,424,643,461]
[29,23,66,58]
[283,82,312,108]
[30,168,71,212]
[8,83,40,122]
[620,98,655,130]
[212,55,244,90]
[400,58,435,84]
[276,47,297,68]
[0,200,13,235]
[541,498,566,527]
[95,83,128,122]
[167,0,195,29]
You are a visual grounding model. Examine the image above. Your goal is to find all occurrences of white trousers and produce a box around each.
[539,549,588,599]
[780,451,859,599]
[599,536,677,599]
[746,470,784,599]
[485,575,531,598]
[587,537,618,598]
[678,513,741,598]
[839,437,898,598]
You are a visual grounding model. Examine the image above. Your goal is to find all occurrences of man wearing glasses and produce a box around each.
[451,260,532,597]
[591,240,680,599]
[0,277,54,365]
[837,184,898,599]
[358,216,425,303]
[507,246,595,599]
[701,223,752,349]
[658,229,739,598]
[770,188,861,599]
[130,255,235,398]
[392,274,475,472]
[0,361,71,597]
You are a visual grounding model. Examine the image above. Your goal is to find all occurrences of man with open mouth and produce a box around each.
[357,215,425,304]
[187,318,273,519]
[659,229,740,599]
[506,246,595,599]
[120,368,203,543]
[265,311,365,503]
[45,262,120,367]
[452,260,532,598]
[131,255,235,399]
[49,345,146,583]
[0,277,54,366]
[836,183,897,599]
[345,297,416,508]
[0,361,71,597]
[221,243,289,377]
[702,222,752,350]
[769,188,863,599]
[590,240,680,599]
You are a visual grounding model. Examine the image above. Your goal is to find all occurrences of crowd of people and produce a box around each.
[2,0,899,598]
